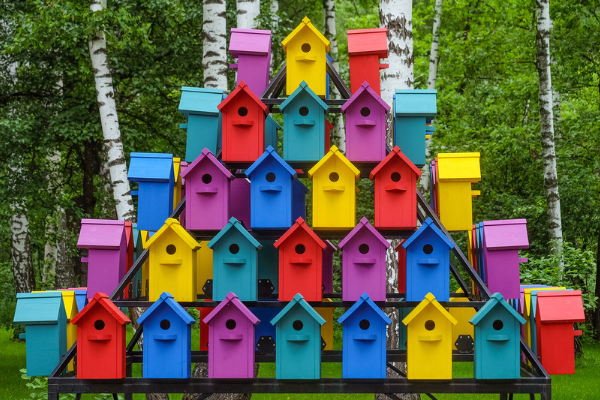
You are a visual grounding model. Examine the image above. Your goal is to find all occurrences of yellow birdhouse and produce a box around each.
[308,145,360,229]
[448,289,476,351]
[436,153,481,232]
[196,241,213,297]
[402,293,457,380]
[282,17,331,97]
[316,298,334,350]
[144,218,200,302]
[173,157,182,211]
[140,230,150,296]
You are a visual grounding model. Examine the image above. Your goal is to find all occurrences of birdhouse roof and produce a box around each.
[203,292,260,325]
[370,146,422,180]
[273,217,327,250]
[280,81,329,111]
[144,218,201,251]
[483,219,529,250]
[270,293,326,326]
[338,217,390,249]
[229,28,271,57]
[77,219,125,250]
[128,153,174,182]
[469,292,526,326]
[325,240,337,251]
[282,17,330,53]
[14,292,64,325]
[180,148,234,181]
[207,217,262,249]
[394,89,437,117]
[245,145,297,178]
[71,292,131,326]
[217,81,268,114]
[436,153,481,182]
[524,287,565,315]
[536,290,585,323]
[338,292,392,324]
[137,292,195,326]
[347,28,388,57]
[402,218,455,250]
[307,145,360,180]
[178,86,224,116]
[402,293,458,326]
[43,290,78,320]
[341,81,390,113]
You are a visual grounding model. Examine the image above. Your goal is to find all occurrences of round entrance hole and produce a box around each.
[266,172,276,182]
[238,107,248,117]
[299,106,309,116]
[359,319,370,330]
[226,319,237,330]
[293,320,304,331]
[301,43,311,53]
[360,107,371,117]
[359,244,369,254]
[160,319,171,330]
[229,244,240,254]
[423,244,433,254]
[329,172,339,182]
[493,320,504,331]
[166,244,176,255]
[94,320,105,331]
[391,172,401,182]
[295,244,306,254]
[425,320,435,331]
[202,173,212,184]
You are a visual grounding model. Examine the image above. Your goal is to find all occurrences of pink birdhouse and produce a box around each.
[229,29,272,96]
[229,177,251,230]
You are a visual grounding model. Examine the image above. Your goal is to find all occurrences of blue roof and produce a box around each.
[137,292,195,326]
[470,292,526,326]
[178,87,224,116]
[402,218,455,250]
[338,292,392,325]
[280,81,328,111]
[14,292,65,325]
[271,293,326,326]
[128,153,174,182]
[245,146,297,178]
[207,217,262,249]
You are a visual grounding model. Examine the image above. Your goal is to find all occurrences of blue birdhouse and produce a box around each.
[128,153,174,232]
[249,304,282,353]
[136,292,195,379]
[402,218,455,301]
[469,292,526,379]
[265,115,281,151]
[245,146,308,229]
[178,87,224,162]
[13,292,67,376]
[207,217,262,301]
[270,293,326,379]
[69,289,88,313]
[280,81,329,162]
[257,240,279,297]
[338,293,391,379]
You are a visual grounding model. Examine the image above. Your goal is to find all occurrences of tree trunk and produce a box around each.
[11,211,36,294]
[269,0,279,75]
[54,210,76,289]
[237,0,260,29]
[204,0,228,91]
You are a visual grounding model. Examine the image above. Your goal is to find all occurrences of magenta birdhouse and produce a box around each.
[322,240,337,295]
[203,292,260,378]
[180,148,234,230]
[229,29,272,97]
[338,217,390,301]
[229,177,251,230]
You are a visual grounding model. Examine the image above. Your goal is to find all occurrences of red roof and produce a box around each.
[537,290,585,324]
[274,217,327,250]
[217,81,268,114]
[72,292,131,326]
[370,146,422,180]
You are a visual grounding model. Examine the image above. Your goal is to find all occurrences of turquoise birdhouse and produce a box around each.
[265,115,281,151]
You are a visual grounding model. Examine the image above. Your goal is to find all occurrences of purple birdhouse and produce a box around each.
[229,177,251,230]
[322,240,337,295]
[338,217,390,301]
[203,292,260,378]
[229,29,272,97]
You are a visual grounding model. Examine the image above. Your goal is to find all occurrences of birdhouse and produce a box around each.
[250,305,282,354]
[71,292,131,379]
[271,293,326,379]
[347,28,388,95]
[341,81,390,162]
[198,301,214,351]
[402,293,458,380]
[13,292,67,376]
[395,239,407,294]
[274,217,327,301]
[207,217,262,301]
[137,292,195,378]
[173,157,182,210]
[535,290,585,375]
[322,240,337,295]
[67,288,88,314]
[230,177,251,230]
[370,146,422,230]
[325,119,333,153]
[523,286,563,353]
[77,219,126,299]
[229,28,272,96]
[436,153,481,232]
[123,221,134,299]
[282,17,331,97]
[178,86,224,161]
[42,290,78,372]
[398,306,413,350]
[338,293,391,379]
[245,145,308,229]
[469,292,526,379]
[131,224,146,298]
[144,218,201,302]
[317,300,335,350]
[265,115,281,151]
[482,219,529,299]
[196,241,213,297]
[180,148,234,231]
[280,81,329,162]
[448,289,476,352]
[402,218,455,301]
[180,161,189,227]
[308,145,361,229]
[258,240,279,297]
[339,217,390,302]
[393,89,437,167]
[217,81,268,163]
[128,152,175,232]
[140,230,150,297]
[203,292,260,378]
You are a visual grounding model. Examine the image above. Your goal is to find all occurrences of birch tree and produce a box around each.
[237,0,260,29]
[269,1,279,74]
[204,0,228,91]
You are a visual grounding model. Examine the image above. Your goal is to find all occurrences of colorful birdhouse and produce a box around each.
[67,288,88,314]
[229,28,272,96]
[339,217,390,301]
[137,292,195,378]
[325,119,333,153]
[338,293,391,379]
[173,157,182,210]
[180,148,234,231]
[207,217,262,301]
[482,219,529,299]
[436,153,481,232]
[198,301,214,351]
[523,286,564,353]
[393,89,437,167]
[250,305,282,353]
[322,240,337,295]
[308,145,360,229]
[448,289,476,352]
[204,292,260,378]
[123,221,134,299]
[128,152,175,232]
[131,224,146,298]
[265,115,281,151]
[217,81,268,163]
[196,241,213,297]
[144,218,201,302]
[140,230,151,296]
[71,292,131,379]
[370,146,422,230]
[402,218,455,301]
[245,145,308,229]
[77,219,127,299]
[282,17,330,97]
[41,290,78,372]
[395,239,407,294]
[271,293,326,379]
[178,87,224,161]
[402,293,458,380]
[13,292,67,376]
[230,177,251,230]
[258,240,279,297]
[274,217,327,301]
[469,292,526,379]
[347,28,388,95]
[341,81,390,162]
[317,300,335,350]
[280,81,329,162]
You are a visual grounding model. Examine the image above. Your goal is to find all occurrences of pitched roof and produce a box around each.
[483,219,529,250]
[282,17,331,52]
[271,293,326,325]
[524,287,565,315]
[280,81,329,111]
[273,217,327,250]
[536,290,585,323]
[347,28,388,57]
[370,146,422,180]
[77,219,125,250]
[178,87,224,116]
[128,153,174,182]
[207,217,262,249]
[43,290,78,320]
[402,293,458,326]
[341,81,390,113]
[203,292,260,325]
[217,81,268,114]
[469,292,526,326]
[137,292,195,326]
[402,218,455,250]
[245,145,297,178]
[436,153,481,182]
[180,148,234,181]
[338,292,392,324]
[307,145,360,180]
[229,28,271,57]
[144,218,201,251]
[14,292,65,325]
[71,292,131,326]
[338,217,390,249]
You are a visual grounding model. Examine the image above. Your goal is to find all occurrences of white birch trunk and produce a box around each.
[42,150,62,287]
[237,0,260,29]
[11,210,36,294]
[204,0,229,91]
[269,0,279,74]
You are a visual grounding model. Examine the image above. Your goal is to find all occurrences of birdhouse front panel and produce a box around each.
[258,240,279,296]
[282,90,327,162]
[196,241,213,296]
[230,177,251,230]
[86,248,124,300]
[405,232,451,302]
[438,181,477,232]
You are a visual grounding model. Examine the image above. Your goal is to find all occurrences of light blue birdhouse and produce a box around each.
[265,115,281,151]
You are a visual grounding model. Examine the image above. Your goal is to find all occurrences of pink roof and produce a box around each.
[77,219,125,249]
[370,146,422,180]
[341,81,390,113]
[181,148,234,181]
[229,28,271,57]
[274,217,327,250]
[483,219,529,250]
[203,292,260,324]
[338,217,390,249]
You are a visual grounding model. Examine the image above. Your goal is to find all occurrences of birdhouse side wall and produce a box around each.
[196,242,213,296]
[86,249,123,300]
[230,178,252,230]
[349,55,382,95]
[438,181,475,232]
[536,321,578,374]
[137,181,174,232]
[24,324,64,376]
[393,117,427,167]
[236,54,271,96]
[185,114,220,162]
[258,240,279,296]
[483,249,521,299]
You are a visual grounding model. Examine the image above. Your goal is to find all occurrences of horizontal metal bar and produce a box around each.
[262,98,346,106]
[112,300,488,308]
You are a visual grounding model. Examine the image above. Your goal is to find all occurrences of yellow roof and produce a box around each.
[282,17,331,52]
[437,153,481,182]
[402,293,458,326]
[33,290,78,320]
[308,145,360,180]
[524,287,565,314]
[173,157,181,181]
[144,218,201,251]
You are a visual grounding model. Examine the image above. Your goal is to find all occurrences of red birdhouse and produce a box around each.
[370,146,422,230]
[347,28,389,95]
[274,217,327,301]
[217,81,268,163]
[325,119,334,153]
[71,292,131,379]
